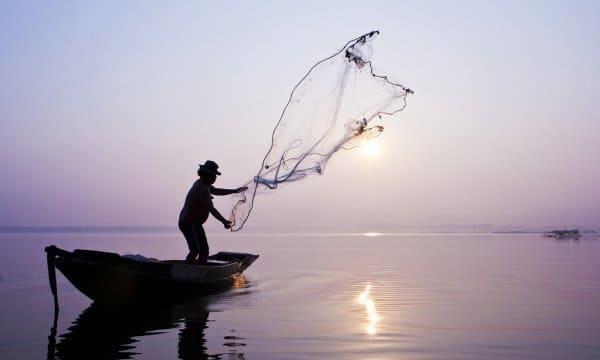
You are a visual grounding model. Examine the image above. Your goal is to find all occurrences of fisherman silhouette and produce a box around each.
[178,161,247,264]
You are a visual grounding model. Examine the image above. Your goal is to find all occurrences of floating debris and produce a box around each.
[543,229,581,240]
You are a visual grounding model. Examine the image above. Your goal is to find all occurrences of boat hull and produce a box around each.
[47,246,258,303]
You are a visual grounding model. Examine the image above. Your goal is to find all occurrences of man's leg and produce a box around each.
[185,250,199,263]
[194,224,209,264]
[179,222,199,263]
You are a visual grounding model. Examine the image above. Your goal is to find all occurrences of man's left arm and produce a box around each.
[210,185,248,196]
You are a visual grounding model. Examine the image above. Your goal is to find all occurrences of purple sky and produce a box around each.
[1,1,599,230]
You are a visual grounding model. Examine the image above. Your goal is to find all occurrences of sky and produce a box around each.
[0,0,599,231]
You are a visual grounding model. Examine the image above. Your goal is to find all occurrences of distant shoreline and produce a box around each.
[0,226,555,235]
[0,226,177,234]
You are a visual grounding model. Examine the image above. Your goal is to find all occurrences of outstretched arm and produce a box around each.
[210,207,232,229]
[210,185,248,196]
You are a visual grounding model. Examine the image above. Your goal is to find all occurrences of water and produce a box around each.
[1,232,599,359]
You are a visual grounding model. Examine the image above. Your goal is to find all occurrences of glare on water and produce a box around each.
[357,283,379,335]
[363,232,382,237]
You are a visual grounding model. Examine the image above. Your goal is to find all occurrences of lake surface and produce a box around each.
[0,232,599,359]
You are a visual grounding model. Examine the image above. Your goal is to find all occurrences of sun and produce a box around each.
[361,140,380,157]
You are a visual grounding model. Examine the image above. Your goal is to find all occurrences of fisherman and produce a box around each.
[179,160,247,264]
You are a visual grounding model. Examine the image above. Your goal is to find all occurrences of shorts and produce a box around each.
[178,221,208,254]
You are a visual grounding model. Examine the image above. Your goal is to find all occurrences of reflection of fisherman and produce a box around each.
[178,315,210,359]
[48,299,245,360]
[178,161,247,264]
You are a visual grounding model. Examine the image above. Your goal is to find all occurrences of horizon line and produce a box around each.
[0,224,593,235]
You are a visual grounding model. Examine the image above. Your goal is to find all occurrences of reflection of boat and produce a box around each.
[45,245,258,303]
[47,295,247,359]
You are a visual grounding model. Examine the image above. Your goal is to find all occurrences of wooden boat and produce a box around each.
[45,245,258,304]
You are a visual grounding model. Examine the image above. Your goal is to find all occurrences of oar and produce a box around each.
[44,245,60,360]
[45,245,59,314]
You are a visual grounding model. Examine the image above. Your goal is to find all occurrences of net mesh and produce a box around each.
[230,31,412,231]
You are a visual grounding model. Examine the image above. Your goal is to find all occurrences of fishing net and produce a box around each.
[230,31,412,231]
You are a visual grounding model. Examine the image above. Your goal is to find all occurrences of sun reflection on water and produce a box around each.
[357,283,379,335]
[233,274,247,288]
[363,232,382,237]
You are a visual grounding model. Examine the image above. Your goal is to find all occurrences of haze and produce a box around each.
[1,1,599,231]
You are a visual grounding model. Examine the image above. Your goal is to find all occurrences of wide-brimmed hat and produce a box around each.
[198,160,221,176]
